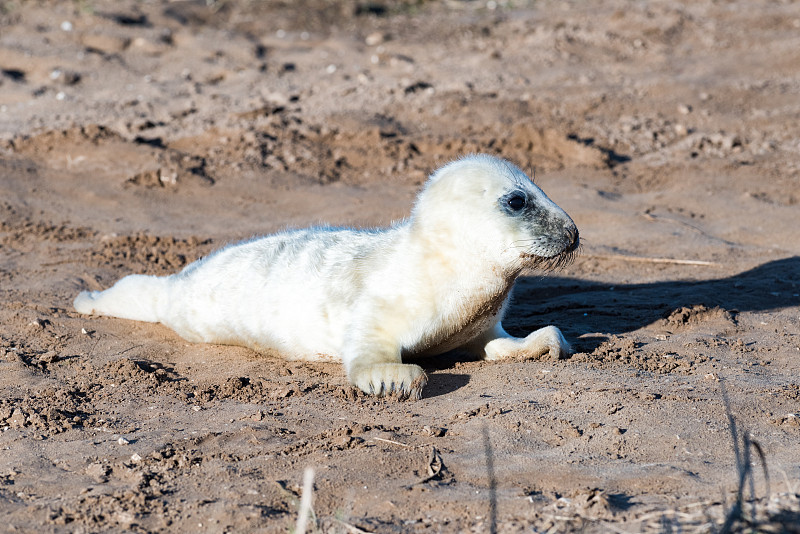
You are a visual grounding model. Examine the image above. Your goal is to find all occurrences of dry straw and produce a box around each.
[294,467,316,534]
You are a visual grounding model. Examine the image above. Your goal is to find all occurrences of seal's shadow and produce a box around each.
[415,257,799,396]
[506,256,800,352]
[422,372,471,399]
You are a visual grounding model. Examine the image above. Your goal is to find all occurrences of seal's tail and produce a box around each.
[74,274,170,323]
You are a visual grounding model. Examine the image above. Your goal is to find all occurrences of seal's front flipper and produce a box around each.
[343,325,428,400]
[468,323,571,361]
[349,362,428,400]
[518,325,572,360]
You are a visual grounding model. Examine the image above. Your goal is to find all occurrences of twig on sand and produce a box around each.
[372,436,411,448]
[295,467,316,534]
[588,253,718,266]
[332,518,373,533]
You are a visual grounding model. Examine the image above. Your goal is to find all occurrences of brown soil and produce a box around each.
[2,1,800,532]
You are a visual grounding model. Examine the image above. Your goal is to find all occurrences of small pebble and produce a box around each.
[423,425,445,437]
[365,32,385,46]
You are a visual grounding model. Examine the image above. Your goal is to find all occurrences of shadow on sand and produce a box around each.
[508,256,800,351]
[421,256,799,395]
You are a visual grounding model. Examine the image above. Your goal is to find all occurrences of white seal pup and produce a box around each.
[74,154,579,400]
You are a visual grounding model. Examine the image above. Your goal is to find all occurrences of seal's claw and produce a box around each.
[351,363,427,400]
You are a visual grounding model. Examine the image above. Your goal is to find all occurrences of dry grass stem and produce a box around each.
[294,467,315,534]
[371,437,411,448]
[588,253,718,266]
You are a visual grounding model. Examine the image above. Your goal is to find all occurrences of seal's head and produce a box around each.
[412,154,579,273]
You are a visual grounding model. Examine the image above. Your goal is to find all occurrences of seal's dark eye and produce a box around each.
[507,194,526,211]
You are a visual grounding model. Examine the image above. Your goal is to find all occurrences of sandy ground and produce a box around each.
[1,1,800,532]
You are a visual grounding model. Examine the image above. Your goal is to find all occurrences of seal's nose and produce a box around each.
[566,224,580,252]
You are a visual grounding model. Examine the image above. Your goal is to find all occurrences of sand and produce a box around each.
[1,1,799,532]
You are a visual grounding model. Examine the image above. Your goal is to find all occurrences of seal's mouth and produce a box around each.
[520,231,580,271]
[522,247,578,271]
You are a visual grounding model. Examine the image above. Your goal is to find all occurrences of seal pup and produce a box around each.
[74,154,579,400]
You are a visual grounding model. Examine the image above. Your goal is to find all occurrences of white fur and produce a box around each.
[75,154,578,399]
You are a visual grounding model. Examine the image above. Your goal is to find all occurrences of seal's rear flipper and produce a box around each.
[74,274,168,323]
